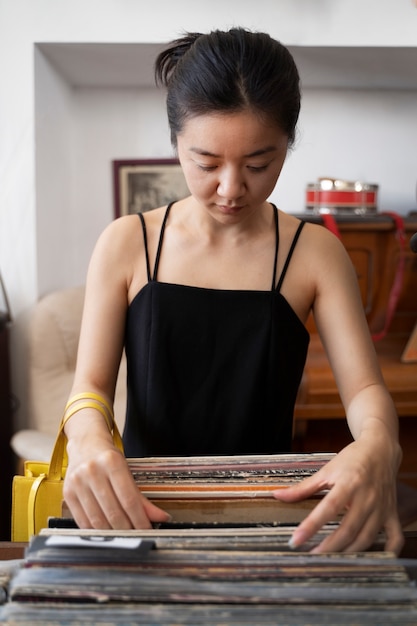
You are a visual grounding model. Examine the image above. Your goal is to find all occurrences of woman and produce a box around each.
[63,28,403,554]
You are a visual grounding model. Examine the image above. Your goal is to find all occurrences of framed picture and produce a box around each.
[113,159,189,218]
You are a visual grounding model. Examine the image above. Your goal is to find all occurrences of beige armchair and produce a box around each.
[10,285,126,462]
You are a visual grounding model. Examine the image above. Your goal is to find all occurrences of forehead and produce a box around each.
[177,110,288,154]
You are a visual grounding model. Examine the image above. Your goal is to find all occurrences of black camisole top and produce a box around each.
[123,202,309,457]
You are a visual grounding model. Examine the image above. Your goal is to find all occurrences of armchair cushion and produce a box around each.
[11,285,126,461]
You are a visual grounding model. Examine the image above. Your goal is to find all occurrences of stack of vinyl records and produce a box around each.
[1,526,417,625]
[62,452,338,526]
[2,453,417,624]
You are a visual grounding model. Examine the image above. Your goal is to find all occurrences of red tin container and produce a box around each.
[306,178,378,215]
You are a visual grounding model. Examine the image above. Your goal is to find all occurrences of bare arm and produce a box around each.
[275,225,403,554]
[63,215,170,529]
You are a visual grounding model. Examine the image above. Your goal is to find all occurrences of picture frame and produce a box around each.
[112,159,189,218]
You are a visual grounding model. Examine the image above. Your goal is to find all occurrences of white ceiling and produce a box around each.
[36,42,417,91]
[36,43,164,88]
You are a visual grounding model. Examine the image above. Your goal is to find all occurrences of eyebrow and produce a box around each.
[189,146,278,158]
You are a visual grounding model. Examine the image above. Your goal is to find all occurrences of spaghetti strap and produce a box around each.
[270,204,279,291]
[138,213,151,283]
[276,221,306,292]
[138,202,173,283]
[153,203,173,281]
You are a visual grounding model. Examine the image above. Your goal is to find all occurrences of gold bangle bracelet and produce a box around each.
[64,392,114,430]
[65,391,113,417]
[62,400,114,432]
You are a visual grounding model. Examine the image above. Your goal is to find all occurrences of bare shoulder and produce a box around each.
[88,208,169,299]
[100,213,140,238]
[276,212,358,318]
[277,211,349,270]
[295,218,353,271]
[94,207,167,257]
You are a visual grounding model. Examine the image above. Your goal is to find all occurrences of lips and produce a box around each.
[217,204,244,214]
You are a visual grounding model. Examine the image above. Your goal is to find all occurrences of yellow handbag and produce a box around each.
[11,393,124,542]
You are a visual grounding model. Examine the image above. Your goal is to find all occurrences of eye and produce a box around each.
[198,165,217,172]
[247,164,269,172]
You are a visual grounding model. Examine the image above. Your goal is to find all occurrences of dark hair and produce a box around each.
[155,28,301,148]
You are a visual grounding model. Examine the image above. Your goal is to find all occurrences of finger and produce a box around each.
[311,506,400,555]
[65,483,117,530]
[273,473,330,503]
[63,467,112,529]
[64,489,95,530]
[66,478,169,530]
[310,507,380,554]
[383,513,404,556]
[65,450,151,530]
[77,470,142,530]
[105,462,163,529]
[138,493,172,524]
[100,457,171,529]
[287,486,350,550]
[106,455,171,527]
[301,489,402,554]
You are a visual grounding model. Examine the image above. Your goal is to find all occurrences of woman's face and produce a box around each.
[177,109,288,223]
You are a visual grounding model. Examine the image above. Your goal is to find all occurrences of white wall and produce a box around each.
[35,48,76,295]
[70,86,171,283]
[1,0,417,429]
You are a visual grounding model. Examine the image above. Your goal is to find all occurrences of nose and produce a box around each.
[217,166,245,200]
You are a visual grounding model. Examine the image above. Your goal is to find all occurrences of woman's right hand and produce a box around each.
[63,434,171,530]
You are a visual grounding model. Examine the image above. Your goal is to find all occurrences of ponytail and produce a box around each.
[155,32,203,87]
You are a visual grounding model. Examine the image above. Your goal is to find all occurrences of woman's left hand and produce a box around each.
[272,439,404,554]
